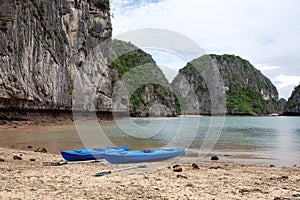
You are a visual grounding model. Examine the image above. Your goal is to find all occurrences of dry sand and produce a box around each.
[1,148,300,200]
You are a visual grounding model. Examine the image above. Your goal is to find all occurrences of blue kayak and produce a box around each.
[104,148,185,164]
[60,146,129,161]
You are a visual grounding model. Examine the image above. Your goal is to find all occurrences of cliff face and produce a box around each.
[284,85,300,115]
[0,0,111,111]
[278,98,287,114]
[172,54,279,115]
[108,40,177,117]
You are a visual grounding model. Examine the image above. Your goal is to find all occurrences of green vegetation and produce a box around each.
[68,86,74,96]
[109,40,175,115]
[226,84,268,114]
[37,5,45,17]
[88,27,100,39]
[174,98,182,114]
[31,0,45,19]
[109,40,155,88]
[53,29,59,36]
[78,61,84,68]
[0,19,9,31]
[290,85,300,99]
[129,87,148,110]
[0,17,15,32]
[174,54,279,115]
[109,50,152,79]
[285,85,300,110]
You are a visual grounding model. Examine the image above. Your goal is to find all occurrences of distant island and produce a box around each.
[172,54,280,115]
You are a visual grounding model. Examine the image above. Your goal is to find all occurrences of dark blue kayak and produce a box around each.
[104,148,185,164]
[60,145,129,161]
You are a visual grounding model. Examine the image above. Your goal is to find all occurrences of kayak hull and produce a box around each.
[60,146,129,161]
[104,148,185,164]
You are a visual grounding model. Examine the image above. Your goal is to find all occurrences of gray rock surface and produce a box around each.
[284,85,300,115]
[0,0,111,111]
[172,54,279,115]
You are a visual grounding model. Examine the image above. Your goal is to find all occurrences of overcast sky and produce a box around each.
[110,0,300,99]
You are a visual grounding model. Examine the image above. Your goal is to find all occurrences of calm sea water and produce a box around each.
[1,116,299,166]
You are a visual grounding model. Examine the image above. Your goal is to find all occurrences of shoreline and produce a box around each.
[0,111,297,135]
[1,147,300,199]
[1,116,300,167]
[1,109,298,123]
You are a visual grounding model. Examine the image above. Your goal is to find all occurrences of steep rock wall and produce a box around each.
[284,85,300,115]
[0,0,111,111]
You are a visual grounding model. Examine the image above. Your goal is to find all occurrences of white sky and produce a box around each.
[110,0,300,99]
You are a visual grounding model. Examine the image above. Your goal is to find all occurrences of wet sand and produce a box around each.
[0,119,81,153]
[1,147,300,199]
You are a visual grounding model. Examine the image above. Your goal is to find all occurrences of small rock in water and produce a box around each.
[13,155,22,160]
[270,165,275,167]
[27,145,32,149]
[173,165,183,172]
[192,163,199,169]
[211,155,219,161]
[35,147,47,153]
[0,158,5,162]
[30,158,36,162]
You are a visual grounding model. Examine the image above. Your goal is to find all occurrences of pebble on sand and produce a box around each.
[211,155,219,161]
[34,147,47,153]
[173,165,183,172]
[13,155,22,160]
[177,174,188,179]
[192,163,199,169]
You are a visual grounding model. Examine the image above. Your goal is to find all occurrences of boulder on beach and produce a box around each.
[211,155,219,160]
[172,165,183,172]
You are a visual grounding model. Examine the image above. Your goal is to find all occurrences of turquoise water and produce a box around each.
[1,116,299,166]
[99,116,300,166]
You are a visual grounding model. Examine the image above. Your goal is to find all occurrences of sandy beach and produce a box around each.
[1,147,300,200]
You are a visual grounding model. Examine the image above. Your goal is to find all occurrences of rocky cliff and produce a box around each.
[108,39,177,117]
[278,98,287,114]
[172,54,279,115]
[284,85,300,115]
[0,0,111,111]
